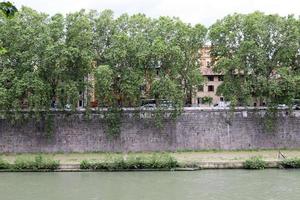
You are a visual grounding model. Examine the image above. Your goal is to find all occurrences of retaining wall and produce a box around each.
[0,109,300,152]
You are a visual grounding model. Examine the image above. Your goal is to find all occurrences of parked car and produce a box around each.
[64,104,72,111]
[141,99,156,109]
[140,99,174,109]
[214,101,230,108]
[141,103,156,109]
[277,104,288,109]
[293,99,300,110]
[158,100,174,109]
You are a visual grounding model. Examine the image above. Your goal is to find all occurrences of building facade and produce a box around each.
[192,46,224,107]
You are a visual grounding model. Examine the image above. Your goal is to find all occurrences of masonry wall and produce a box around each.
[0,109,300,153]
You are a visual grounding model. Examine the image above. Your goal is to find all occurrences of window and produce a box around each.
[208,85,214,92]
[207,61,211,67]
[218,76,224,81]
[79,100,84,107]
[156,69,159,76]
[207,76,214,81]
[220,97,224,102]
[79,91,84,107]
[197,85,204,92]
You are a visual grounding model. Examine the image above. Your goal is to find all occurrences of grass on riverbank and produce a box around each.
[1,149,300,165]
[2,151,300,171]
[279,158,300,168]
[244,156,267,169]
[0,155,59,171]
[80,154,178,170]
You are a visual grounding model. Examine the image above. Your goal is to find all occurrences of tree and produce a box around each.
[0,6,207,134]
[0,1,17,17]
[57,10,94,109]
[0,1,17,55]
[0,7,51,110]
[93,13,207,109]
[150,17,206,105]
[94,65,114,107]
[92,9,115,66]
[209,12,300,107]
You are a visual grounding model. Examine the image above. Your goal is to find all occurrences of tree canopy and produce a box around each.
[0,1,17,17]
[209,12,300,107]
[2,7,300,135]
[2,7,300,115]
[0,7,207,113]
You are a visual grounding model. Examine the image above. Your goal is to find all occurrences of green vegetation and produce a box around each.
[244,156,267,169]
[0,157,11,169]
[2,152,300,171]
[1,7,300,135]
[201,96,213,105]
[0,1,17,62]
[0,7,206,135]
[0,1,17,17]
[80,153,178,170]
[210,12,300,108]
[0,155,59,171]
[279,158,300,168]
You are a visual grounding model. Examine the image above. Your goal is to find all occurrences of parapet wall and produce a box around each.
[0,109,300,153]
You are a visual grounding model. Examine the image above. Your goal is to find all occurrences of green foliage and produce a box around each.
[0,157,10,169]
[262,107,278,132]
[280,158,300,168]
[13,155,59,171]
[93,14,206,109]
[151,76,184,127]
[14,157,37,170]
[79,159,90,169]
[244,156,267,169]
[202,96,213,105]
[0,7,207,136]
[56,81,79,109]
[151,76,184,109]
[0,1,17,17]
[33,155,60,170]
[153,108,164,128]
[147,153,178,169]
[44,113,55,136]
[210,12,300,107]
[0,47,7,55]
[104,107,122,137]
[94,65,114,106]
[80,153,178,170]
[0,7,93,112]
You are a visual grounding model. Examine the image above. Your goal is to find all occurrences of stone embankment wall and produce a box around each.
[0,109,300,152]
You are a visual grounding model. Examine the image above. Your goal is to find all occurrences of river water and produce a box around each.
[0,170,299,200]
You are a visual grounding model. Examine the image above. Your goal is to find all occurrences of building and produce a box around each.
[192,46,224,107]
[81,46,225,109]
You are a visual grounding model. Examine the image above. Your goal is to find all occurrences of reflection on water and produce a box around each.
[0,170,300,200]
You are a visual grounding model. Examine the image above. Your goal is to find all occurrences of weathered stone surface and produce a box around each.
[0,109,299,152]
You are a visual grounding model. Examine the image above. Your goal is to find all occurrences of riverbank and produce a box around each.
[1,150,300,171]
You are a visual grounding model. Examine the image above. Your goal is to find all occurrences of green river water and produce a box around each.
[0,170,299,200]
